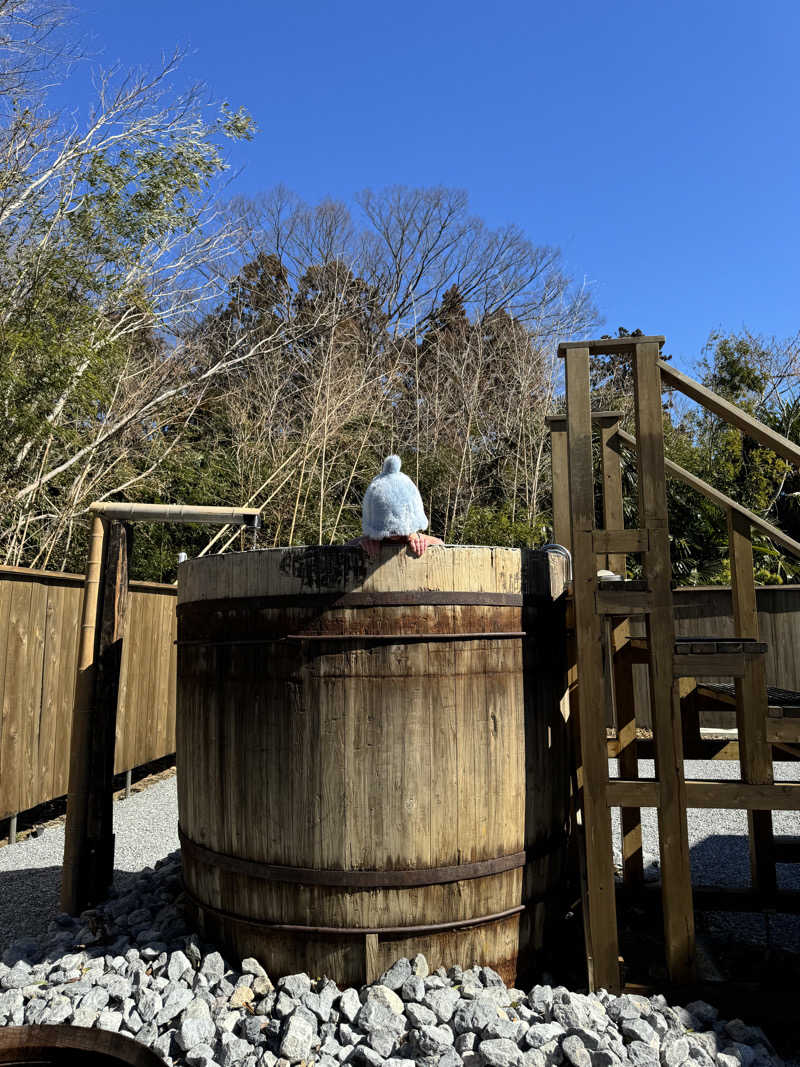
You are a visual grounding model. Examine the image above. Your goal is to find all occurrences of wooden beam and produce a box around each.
[599,418,626,574]
[728,508,777,896]
[769,718,800,742]
[659,360,800,469]
[632,339,695,985]
[619,882,800,915]
[61,515,110,914]
[546,409,624,427]
[607,779,662,807]
[615,428,800,559]
[614,644,644,885]
[558,336,665,356]
[593,529,650,555]
[565,345,621,993]
[549,422,572,553]
[596,588,653,614]
[684,780,800,810]
[84,522,129,903]
[672,653,747,678]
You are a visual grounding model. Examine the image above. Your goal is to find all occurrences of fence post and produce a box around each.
[547,416,572,552]
[727,507,777,897]
[564,347,620,992]
[85,521,129,901]
[61,517,128,913]
[61,513,109,913]
[634,342,695,984]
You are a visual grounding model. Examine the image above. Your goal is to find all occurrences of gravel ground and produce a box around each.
[0,759,797,957]
[609,759,800,954]
[0,775,179,952]
[0,760,797,1064]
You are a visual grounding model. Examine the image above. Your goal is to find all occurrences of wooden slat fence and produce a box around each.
[1,564,798,821]
[623,584,800,729]
[0,565,177,821]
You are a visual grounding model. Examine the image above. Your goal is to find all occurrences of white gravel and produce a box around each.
[610,759,800,953]
[0,776,179,952]
[0,760,797,955]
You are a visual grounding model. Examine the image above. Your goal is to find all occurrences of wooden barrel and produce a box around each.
[0,1027,164,1066]
[177,545,570,986]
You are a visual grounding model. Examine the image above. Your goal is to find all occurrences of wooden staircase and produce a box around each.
[547,335,800,993]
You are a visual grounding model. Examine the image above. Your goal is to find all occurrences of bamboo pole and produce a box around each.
[90,503,260,525]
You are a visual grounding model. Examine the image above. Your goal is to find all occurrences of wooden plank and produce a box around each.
[565,345,620,992]
[596,589,653,615]
[619,882,800,914]
[546,409,624,427]
[38,584,66,806]
[52,584,82,800]
[549,424,572,552]
[616,427,800,560]
[684,781,800,809]
[632,339,695,985]
[673,654,747,678]
[559,336,665,356]
[0,565,85,585]
[614,643,643,885]
[19,579,47,813]
[728,507,776,896]
[599,418,626,574]
[768,719,800,742]
[593,529,650,556]
[660,360,800,469]
[0,581,34,820]
[607,780,662,807]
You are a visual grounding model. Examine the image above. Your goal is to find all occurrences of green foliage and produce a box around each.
[460,505,550,548]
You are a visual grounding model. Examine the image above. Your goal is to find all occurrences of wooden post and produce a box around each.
[85,521,129,901]
[565,347,620,992]
[634,342,695,984]
[599,416,625,576]
[728,508,777,897]
[548,418,572,552]
[61,514,110,914]
[615,642,644,885]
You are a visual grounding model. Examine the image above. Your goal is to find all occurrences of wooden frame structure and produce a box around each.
[61,503,260,915]
[550,335,800,993]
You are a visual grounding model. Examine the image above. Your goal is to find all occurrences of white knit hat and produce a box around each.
[362,455,429,539]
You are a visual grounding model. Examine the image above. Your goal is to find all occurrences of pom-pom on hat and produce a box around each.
[362,455,429,539]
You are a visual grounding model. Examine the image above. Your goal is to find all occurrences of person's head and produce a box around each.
[362,455,428,539]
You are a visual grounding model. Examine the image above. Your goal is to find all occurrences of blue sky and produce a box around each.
[60,1,799,371]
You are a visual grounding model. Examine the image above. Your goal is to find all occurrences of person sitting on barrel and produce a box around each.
[353,455,444,557]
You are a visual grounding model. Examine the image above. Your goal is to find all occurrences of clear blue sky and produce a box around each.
[62,1,799,371]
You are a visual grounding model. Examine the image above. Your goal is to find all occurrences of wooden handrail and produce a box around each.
[615,427,800,560]
[658,360,800,468]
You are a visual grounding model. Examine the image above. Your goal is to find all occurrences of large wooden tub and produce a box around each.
[177,545,569,985]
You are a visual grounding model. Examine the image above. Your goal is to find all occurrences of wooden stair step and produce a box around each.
[627,637,767,675]
[674,637,767,655]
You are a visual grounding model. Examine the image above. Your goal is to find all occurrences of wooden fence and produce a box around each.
[0,565,176,822]
[626,584,800,729]
[1,563,799,822]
